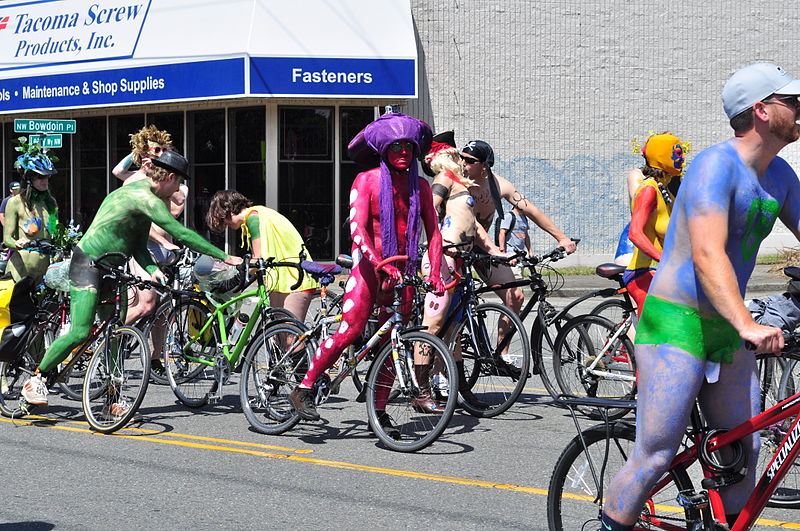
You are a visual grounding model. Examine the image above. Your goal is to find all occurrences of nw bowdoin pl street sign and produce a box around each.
[13,119,77,134]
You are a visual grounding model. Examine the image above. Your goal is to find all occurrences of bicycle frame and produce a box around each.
[178,282,271,370]
[644,392,800,529]
[271,279,422,402]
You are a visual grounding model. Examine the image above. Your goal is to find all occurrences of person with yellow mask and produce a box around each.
[624,133,686,316]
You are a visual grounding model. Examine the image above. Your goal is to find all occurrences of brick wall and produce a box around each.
[407,1,800,264]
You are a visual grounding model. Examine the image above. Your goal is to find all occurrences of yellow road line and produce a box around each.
[2,416,798,528]
[0,415,311,454]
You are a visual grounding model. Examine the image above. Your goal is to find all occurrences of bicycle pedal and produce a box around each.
[207,394,222,404]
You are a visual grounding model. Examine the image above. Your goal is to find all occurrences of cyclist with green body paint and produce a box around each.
[21,150,242,407]
[3,141,59,283]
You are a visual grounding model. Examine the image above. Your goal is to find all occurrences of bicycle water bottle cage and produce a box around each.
[700,428,746,477]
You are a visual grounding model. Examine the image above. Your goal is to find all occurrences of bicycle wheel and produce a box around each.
[530,307,573,400]
[82,326,150,433]
[547,423,694,531]
[239,322,311,435]
[769,355,800,507]
[365,331,458,452]
[553,314,636,420]
[589,298,630,327]
[0,353,38,417]
[57,336,102,400]
[452,302,530,418]
[142,299,175,385]
[163,298,219,408]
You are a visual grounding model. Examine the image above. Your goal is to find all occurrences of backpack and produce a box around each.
[0,276,38,362]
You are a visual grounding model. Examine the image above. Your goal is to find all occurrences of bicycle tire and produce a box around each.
[451,302,530,418]
[142,299,178,385]
[239,322,310,435]
[0,352,38,418]
[82,326,150,433]
[365,331,458,452]
[589,298,631,327]
[547,423,695,531]
[530,309,573,400]
[553,314,636,420]
[164,298,219,408]
[770,355,800,508]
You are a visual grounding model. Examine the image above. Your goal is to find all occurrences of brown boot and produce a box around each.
[412,363,443,414]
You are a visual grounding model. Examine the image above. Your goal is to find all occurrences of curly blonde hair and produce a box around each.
[129,125,173,165]
[430,147,476,187]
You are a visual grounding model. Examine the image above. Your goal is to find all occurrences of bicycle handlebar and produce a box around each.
[745,330,800,353]
[235,253,306,293]
[376,254,408,273]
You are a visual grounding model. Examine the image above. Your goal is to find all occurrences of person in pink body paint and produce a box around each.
[288,113,445,429]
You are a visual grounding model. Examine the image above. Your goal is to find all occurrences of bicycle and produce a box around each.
[158,255,305,409]
[546,331,800,530]
[513,251,637,419]
[239,255,459,452]
[438,245,532,417]
[138,247,202,385]
[0,252,153,434]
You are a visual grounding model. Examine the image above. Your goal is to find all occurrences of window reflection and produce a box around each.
[279,107,333,259]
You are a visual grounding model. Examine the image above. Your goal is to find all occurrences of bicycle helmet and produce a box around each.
[16,150,57,176]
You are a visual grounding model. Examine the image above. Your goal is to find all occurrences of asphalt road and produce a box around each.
[1,296,799,530]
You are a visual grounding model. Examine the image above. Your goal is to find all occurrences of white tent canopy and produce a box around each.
[0,0,416,113]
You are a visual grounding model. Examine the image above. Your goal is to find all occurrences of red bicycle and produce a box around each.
[547,331,800,530]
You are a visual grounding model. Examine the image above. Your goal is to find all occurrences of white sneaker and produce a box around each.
[21,374,48,406]
[101,399,142,423]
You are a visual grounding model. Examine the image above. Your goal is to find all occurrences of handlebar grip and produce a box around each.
[376,255,409,273]
[289,263,304,291]
[442,272,461,291]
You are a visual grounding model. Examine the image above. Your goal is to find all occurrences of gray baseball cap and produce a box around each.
[722,62,800,119]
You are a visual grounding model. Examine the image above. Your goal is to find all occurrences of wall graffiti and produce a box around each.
[491,152,641,255]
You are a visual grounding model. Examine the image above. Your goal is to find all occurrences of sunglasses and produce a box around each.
[461,156,481,165]
[387,141,412,153]
[763,95,800,110]
[147,145,170,156]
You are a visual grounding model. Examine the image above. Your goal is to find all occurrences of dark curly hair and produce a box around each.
[206,190,253,233]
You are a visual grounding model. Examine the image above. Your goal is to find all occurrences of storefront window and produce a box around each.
[338,107,375,252]
[188,109,225,248]
[279,107,333,260]
[74,117,107,228]
[108,114,144,191]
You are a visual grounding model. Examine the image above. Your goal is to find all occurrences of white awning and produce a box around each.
[0,0,417,114]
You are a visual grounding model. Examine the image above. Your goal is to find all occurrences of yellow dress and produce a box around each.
[241,206,317,293]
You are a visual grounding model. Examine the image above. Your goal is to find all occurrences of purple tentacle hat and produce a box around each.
[347,113,432,275]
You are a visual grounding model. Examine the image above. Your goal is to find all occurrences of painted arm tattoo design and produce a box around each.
[509,191,530,209]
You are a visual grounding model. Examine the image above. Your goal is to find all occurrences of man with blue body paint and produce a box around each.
[599,63,800,530]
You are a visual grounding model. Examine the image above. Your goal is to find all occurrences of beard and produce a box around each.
[769,111,800,144]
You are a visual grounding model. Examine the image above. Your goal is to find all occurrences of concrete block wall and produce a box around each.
[407,1,800,266]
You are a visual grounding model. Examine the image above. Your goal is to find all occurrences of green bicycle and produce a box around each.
[158,255,303,408]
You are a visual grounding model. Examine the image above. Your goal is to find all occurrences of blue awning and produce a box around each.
[0,0,417,114]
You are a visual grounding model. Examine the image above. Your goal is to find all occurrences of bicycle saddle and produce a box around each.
[784,266,800,281]
[301,261,342,285]
[595,263,626,279]
[335,254,353,270]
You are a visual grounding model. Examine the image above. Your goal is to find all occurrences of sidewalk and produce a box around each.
[546,263,789,299]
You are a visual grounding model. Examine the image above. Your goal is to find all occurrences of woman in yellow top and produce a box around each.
[624,133,685,317]
[206,190,316,321]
